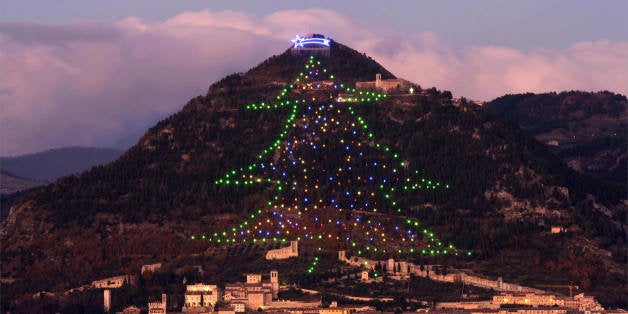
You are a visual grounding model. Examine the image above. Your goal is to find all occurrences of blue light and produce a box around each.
[291,35,331,48]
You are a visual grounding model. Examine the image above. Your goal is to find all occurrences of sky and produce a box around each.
[1,0,627,156]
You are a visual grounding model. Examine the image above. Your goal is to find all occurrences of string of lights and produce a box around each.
[191,55,471,261]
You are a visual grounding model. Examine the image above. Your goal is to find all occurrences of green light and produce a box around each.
[210,57,459,261]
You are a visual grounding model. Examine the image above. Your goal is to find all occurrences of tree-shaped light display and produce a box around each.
[192,56,469,260]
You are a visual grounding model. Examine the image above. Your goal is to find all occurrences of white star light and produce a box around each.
[291,35,331,48]
[292,35,305,48]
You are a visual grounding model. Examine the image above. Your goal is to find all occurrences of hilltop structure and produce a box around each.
[265,240,298,260]
[356,73,412,93]
[147,293,167,314]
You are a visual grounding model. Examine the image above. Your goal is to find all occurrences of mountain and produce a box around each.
[0,146,124,182]
[0,170,44,195]
[1,42,626,310]
[485,91,627,184]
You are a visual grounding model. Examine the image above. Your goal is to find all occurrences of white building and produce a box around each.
[141,263,163,275]
[573,293,605,312]
[92,275,131,289]
[184,284,220,308]
[121,306,142,314]
[148,293,167,314]
[550,226,564,234]
[224,271,279,310]
[232,302,246,312]
[493,293,560,307]
[355,73,412,93]
[265,241,298,260]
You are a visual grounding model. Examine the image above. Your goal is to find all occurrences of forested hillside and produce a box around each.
[485,91,627,183]
[2,42,625,308]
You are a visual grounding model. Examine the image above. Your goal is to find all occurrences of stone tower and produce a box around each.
[291,240,298,255]
[338,250,346,261]
[103,289,111,313]
[387,258,395,273]
[270,270,279,299]
[375,73,382,89]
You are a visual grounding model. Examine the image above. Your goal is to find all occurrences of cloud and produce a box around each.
[1,8,627,156]
[0,22,120,45]
[370,38,628,101]
[0,15,284,156]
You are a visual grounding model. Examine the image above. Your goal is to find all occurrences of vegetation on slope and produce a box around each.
[485,91,627,183]
[1,44,626,309]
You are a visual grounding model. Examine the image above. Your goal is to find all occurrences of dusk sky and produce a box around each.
[1,0,627,156]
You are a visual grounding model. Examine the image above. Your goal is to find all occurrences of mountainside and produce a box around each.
[0,171,44,195]
[0,146,124,183]
[485,91,627,184]
[1,42,626,309]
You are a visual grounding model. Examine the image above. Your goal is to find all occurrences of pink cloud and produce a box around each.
[1,9,626,156]
[369,38,628,100]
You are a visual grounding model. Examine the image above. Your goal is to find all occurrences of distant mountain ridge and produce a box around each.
[485,91,627,183]
[0,146,124,183]
[0,170,44,195]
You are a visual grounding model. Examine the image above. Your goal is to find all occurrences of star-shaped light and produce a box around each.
[291,35,305,48]
[291,35,331,48]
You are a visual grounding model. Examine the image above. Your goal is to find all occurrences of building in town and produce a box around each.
[224,271,279,310]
